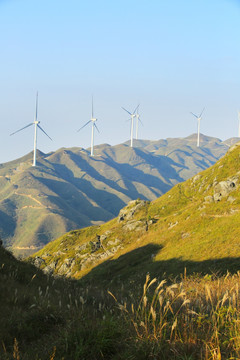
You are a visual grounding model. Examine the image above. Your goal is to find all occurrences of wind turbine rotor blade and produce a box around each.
[133,104,140,114]
[37,125,53,141]
[139,118,144,126]
[121,107,132,116]
[126,118,131,122]
[94,123,100,133]
[200,107,205,117]
[10,123,33,136]
[190,112,198,118]
[77,120,92,132]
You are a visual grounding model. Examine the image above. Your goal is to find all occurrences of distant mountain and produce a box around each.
[32,140,240,281]
[0,134,238,256]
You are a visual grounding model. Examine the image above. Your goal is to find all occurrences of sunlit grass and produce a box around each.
[3,241,240,360]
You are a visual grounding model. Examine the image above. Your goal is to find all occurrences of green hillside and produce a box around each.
[0,134,234,256]
[1,142,240,360]
[32,141,240,284]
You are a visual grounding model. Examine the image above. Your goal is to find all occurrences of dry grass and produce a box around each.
[109,272,240,359]
[2,267,240,359]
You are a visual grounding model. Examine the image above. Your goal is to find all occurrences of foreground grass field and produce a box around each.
[1,242,240,359]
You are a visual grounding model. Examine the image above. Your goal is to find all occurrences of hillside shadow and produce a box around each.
[70,151,174,197]
[0,209,16,241]
[166,146,218,171]
[50,162,127,215]
[52,157,145,200]
[103,147,185,188]
[49,153,175,210]
[34,176,122,223]
[80,243,240,287]
[52,149,186,203]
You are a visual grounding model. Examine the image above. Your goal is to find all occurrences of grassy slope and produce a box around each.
[33,142,240,284]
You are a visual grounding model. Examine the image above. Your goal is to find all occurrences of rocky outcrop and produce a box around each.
[75,243,88,252]
[33,199,150,277]
[33,256,46,267]
[33,232,123,277]
[58,258,76,276]
[89,235,103,253]
[80,245,121,271]
[118,199,147,222]
[42,260,58,275]
[123,220,148,232]
[213,176,239,202]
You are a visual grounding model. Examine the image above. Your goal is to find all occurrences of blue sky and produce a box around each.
[0,0,240,163]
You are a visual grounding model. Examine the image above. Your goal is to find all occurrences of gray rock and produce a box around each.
[89,235,102,253]
[147,218,158,225]
[123,220,147,232]
[213,177,238,202]
[168,221,178,229]
[33,257,45,267]
[42,260,58,275]
[118,200,147,222]
[75,243,87,252]
[80,244,122,270]
[58,258,76,275]
[49,260,58,269]
[64,258,75,266]
[78,253,88,259]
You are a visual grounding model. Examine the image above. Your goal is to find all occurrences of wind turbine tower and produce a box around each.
[122,104,139,147]
[190,108,205,147]
[135,106,143,140]
[10,92,52,166]
[77,97,100,156]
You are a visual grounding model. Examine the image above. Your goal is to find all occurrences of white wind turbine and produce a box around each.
[77,97,100,156]
[135,106,143,140]
[122,104,139,147]
[10,92,52,167]
[190,108,205,147]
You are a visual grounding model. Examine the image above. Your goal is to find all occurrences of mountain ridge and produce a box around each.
[0,134,238,256]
